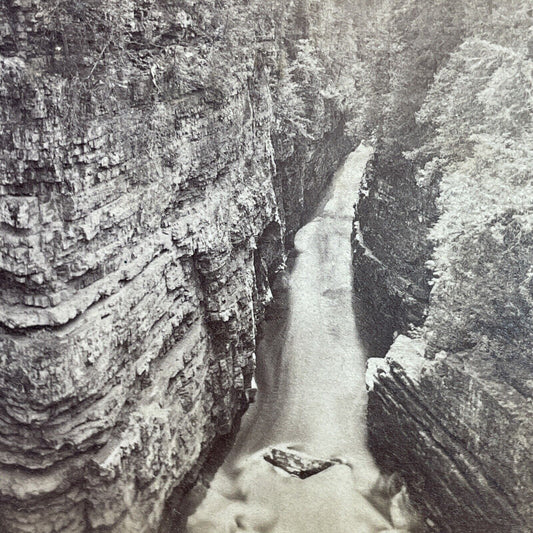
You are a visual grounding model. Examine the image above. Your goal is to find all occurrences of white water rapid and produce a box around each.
[184,144,403,533]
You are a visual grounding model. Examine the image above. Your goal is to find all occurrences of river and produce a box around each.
[184,144,405,533]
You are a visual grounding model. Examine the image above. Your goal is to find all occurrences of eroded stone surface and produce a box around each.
[0,1,354,531]
[352,150,437,357]
[367,336,533,532]
[354,147,533,531]
[263,447,341,479]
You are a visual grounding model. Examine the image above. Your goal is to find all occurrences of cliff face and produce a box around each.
[0,1,355,532]
[350,0,466,358]
[352,149,437,357]
[367,337,533,532]
[354,3,533,531]
[359,139,533,533]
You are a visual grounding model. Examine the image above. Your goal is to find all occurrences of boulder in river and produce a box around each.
[263,447,342,479]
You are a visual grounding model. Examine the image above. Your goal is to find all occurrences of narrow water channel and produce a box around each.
[184,144,404,533]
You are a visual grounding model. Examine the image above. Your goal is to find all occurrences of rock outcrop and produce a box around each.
[354,3,533,531]
[263,447,342,480]
[357,107,533,533]
[352,149,438,357]
[367,336,533,532]
[0,1,355,531]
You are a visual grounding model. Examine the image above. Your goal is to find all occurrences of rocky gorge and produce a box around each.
[0,0,532,532]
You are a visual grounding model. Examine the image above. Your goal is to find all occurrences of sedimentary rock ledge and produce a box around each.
[0,1,355,531]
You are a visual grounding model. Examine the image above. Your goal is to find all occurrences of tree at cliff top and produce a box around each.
[271,0,362,145]
[352,0,472,150]
[411,3,533,396]
[348,0,481,353]
[351,0,533,349]
[353,0,533,386]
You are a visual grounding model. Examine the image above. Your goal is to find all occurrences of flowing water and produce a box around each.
[184,144,405,533]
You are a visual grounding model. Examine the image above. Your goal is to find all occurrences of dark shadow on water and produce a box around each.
[159,419,243,533]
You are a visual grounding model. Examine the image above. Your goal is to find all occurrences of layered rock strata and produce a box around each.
[367,336,533,532]
[0,1,354,531]
[352,150,437,357]
[354,5,533,530]
[355,93,533,533]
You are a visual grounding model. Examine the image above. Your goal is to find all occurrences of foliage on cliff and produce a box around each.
[415,20,533,387]
[351,0,528,149]
[271,1,361,145]
[360,4,533,529]
[354,0,533,391]
[351,0,471,150]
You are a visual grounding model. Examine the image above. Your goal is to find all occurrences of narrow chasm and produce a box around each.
[1,2,532,532]
[177,145,419,533]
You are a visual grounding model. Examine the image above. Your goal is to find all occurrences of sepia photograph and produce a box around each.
[0,1,531,532]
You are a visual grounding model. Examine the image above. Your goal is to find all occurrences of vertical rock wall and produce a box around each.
[352,149,437,357]
[0,1,355,531]
[356,150,533,532]
[353,4,533,529]
[366,336,533,532]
